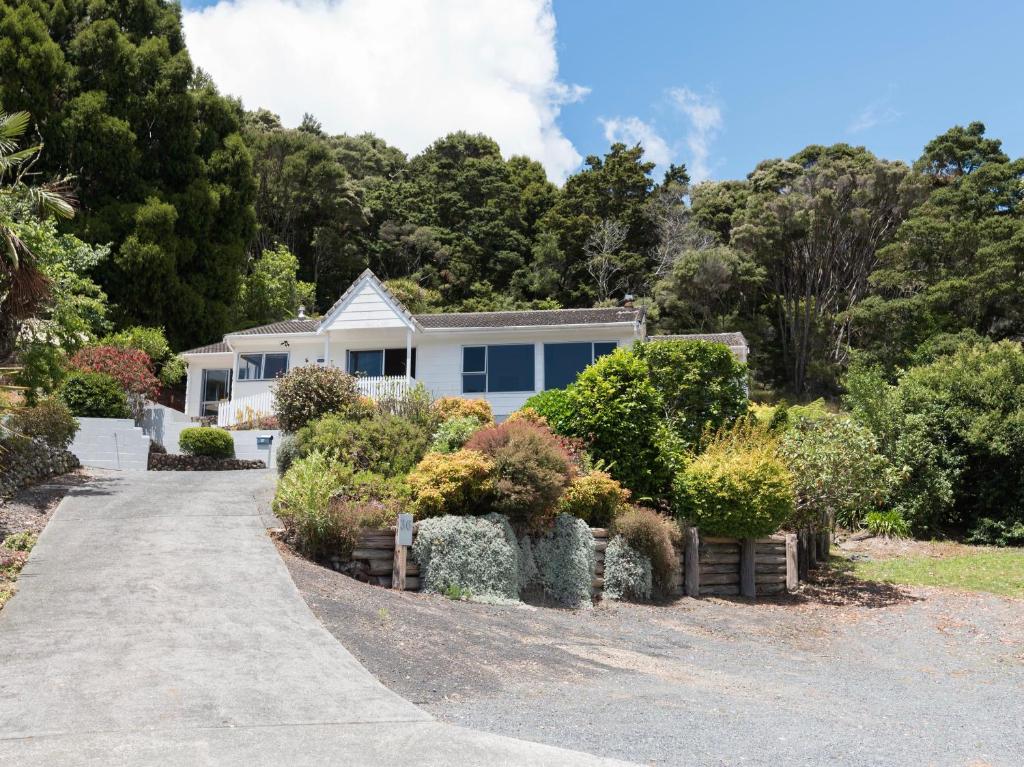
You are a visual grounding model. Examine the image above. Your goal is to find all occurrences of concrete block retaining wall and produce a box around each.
[142,403,279,468]
[69,418,150,471]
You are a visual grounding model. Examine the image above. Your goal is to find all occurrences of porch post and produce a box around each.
[405,329,413,382]
[323,334,330,366]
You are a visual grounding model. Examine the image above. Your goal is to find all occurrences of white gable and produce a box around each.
[321,280,409,331]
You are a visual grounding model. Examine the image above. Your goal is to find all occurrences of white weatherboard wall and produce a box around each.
[69,418,150,471]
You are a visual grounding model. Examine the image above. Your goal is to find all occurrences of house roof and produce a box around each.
[317,269,419,332]
[181,341,230,355]
[229,319,320,336]
[648,332,748,347]
[415,306,646,329]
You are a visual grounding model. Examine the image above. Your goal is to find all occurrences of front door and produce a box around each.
[200,369,232,418]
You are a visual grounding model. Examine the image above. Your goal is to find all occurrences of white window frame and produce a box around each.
[462,343,535,394]
[237,352,290,381]
[347,348,416,378]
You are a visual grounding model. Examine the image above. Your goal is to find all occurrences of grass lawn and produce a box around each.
[843,547,1024,598]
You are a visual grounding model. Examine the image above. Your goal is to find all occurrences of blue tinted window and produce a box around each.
[487,345,534,392]
[594,342,617,359]
[463,373,486,393]
[349,350,383,376]
[463,346,486,372]
[544,343,593,390]
[238,354,262,381]
[263,353,289,379]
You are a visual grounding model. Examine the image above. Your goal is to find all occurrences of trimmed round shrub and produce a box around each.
[295,412,430,476]
[603,537,652,602]
[179,427,235,459]
[465,419,574,532]
[407,449,495,518]
[413,513,520,601]
[58,371,131,418]
[524,513,595,607]
[611,505,680,597]
[272,451,355,558]
[674,423,795,539]
[431,396,494,424]
[272,364,360,432]
[558,471,630,528]
[6,399,78,450]
[430,415,484,454]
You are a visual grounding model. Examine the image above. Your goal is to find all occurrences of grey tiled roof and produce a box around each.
[415,306,646,329]
[228,319,320,336]
[648,332,748,347]
[181,341,230,355]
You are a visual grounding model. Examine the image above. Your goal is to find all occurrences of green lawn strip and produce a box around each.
[846,548,1024,598]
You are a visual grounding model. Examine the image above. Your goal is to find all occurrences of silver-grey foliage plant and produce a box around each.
[528,513,595,608]
[603,536,652,601]
[412,513,520,601]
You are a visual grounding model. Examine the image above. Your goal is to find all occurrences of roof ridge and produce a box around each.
[413,306,637,317]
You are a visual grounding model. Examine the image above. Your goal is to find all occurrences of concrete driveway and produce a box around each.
[0,471,628,766]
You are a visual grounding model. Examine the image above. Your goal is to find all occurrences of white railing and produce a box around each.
[355,375,413,400]
[217,390,274,428]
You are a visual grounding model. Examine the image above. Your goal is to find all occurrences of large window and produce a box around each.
[200,369,231,418]
[543,341,617,390]
[462,344,535,393]
[348,348,416,377]
[237,352,289,381]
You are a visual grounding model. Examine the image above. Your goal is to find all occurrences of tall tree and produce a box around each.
[0,0,256,349]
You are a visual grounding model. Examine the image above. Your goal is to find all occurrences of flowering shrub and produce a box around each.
[431,396,493,424]
[70,346,159,399]
[465,419,574,532]
[272,365,360,432]
[558,471,630,528]
[407,449,495,518]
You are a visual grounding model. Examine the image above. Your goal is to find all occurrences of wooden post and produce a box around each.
[797,530,810,581]
[806,529,818,569]
[392,513,413,590]
[785,533,798,591]
[740,538,756,598]
[684,526,700,597]
[818,529,831,562]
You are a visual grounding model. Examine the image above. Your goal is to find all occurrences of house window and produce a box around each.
[348,348,416,377]
[543,342,618,390]
[237,352,289,381]
[200,369,231,418]
[462,344,535,393]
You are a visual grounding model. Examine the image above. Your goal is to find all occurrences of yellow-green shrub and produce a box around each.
[272,451,353,557]
[431,396,494,424]
[674,423,795,539]
[558,471,630,528]
[407,449,495,518]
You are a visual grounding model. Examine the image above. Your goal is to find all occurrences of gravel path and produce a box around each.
[283,546,1024,766]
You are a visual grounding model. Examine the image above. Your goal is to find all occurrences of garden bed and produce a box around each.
[147,453,266,471]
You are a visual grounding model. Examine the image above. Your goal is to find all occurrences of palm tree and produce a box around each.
[0,111,75,360]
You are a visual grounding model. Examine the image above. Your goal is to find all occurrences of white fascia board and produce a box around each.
[419,322,638,335]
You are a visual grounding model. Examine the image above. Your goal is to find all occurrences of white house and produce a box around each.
[180,270,748,425]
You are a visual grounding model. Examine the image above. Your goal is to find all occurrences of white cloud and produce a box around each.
[667,87,722,183]
[599,116,673,167]
[848,101,902,134]
[183,0,586,182]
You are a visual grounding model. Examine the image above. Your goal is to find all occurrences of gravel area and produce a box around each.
[281,546,1024,766]
[0,470,92,540]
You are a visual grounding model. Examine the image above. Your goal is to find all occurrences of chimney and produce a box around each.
[622,294,635,309]
[297,305,307,319]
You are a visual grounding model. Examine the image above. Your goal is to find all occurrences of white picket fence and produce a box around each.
[216,376,413,427]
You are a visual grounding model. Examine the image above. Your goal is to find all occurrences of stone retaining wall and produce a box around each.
[0,438,80,498]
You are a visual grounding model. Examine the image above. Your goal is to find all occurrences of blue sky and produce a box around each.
[180,0,1022,182]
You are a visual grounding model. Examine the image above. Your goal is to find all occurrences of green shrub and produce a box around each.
[633,339,748,449]
[100,326,172,364]
[272,451,354,558]
[864,510,912,539]
[407,449,495,518]
[465,419,573,532]
[674,422,795,539]
[521,388,572,433]
[965,517,1024,547]
[430,415,484,454]
[431,396,493,424]
[603,536,652,602]
[412,514,520,601]
[275,433,300,476]
[6,399,78,450]
[522,513,594,607]
[845,343,1024,538]
[58,371,131,419]
[295,412,430,476]
[2,531,37,552]
[532,348,679,501]
[272,364,360,432]
[324,471,411,558]
[779,414,895,530]
[558,471,630,528]
[611,505,680,597]
[178,427,235,459]
[375,383,439,433]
